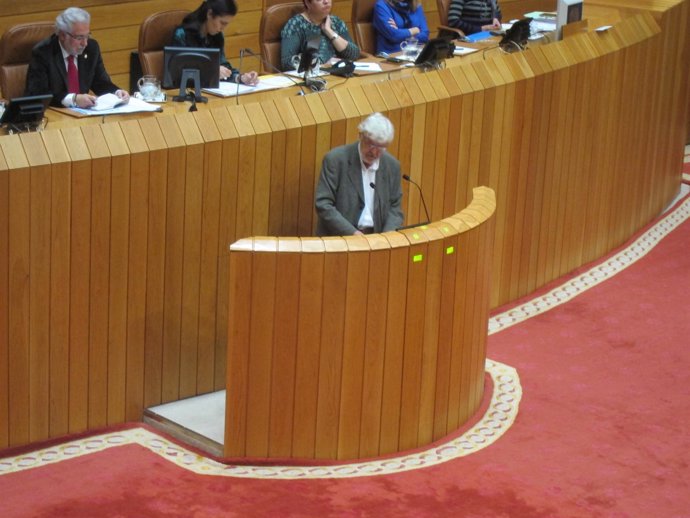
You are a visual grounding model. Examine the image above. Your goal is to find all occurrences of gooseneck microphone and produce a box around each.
[239,47,307,96]
[402,174,430,225]
[235,48,244,104]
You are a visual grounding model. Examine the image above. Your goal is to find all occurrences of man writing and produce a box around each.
[315,112,404,236]
[25,7,129,108]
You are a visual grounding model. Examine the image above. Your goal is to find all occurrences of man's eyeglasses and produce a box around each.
[66,32,91,42]
[361,136,388,150]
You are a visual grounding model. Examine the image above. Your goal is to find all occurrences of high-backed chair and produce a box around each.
[0,22,55,101]
[259,2,304,73]
[351,0,377,55]
[138,10,189,81]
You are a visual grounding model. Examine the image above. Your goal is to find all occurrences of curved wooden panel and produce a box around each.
[225,187,496,461]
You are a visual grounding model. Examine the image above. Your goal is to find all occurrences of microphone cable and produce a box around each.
[402,174,430,225]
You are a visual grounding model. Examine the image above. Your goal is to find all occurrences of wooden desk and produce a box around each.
[0,3,687,450]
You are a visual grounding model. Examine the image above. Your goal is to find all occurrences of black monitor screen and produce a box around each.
[162,46,221,90]
[414,38,455,66]
[0,94,52,126]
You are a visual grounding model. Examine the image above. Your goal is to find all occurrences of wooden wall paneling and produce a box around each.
[0,149,8,447]
[435,69,464,218]
[209,107,240,390]
[291,237,326,458]
[500,54,536,302]
[100,122,131,425]
[117,120,150,421]
[303,94,334,236]
[268,238,301,457]
[272,98,303,236]
[193,111,224,396]
[315,91,348,151]
[332,87,364,143]
[314,237,348,458]
[173,113,205,400]
[371,81,403,162]
[261,101,289,236]
[155,115,186,403]
[358,235,393,458]
[243,104,272,236]
[289,96,319,237]
[41,130,72,438]
[378,232,410,454]
[337,238,371,459]
[136,118,169,408]
[244,237,278,457]
[399,77,427,225]
[79,125,111,428]
[446,66,477,213]
[417,73,451,224]
[431,223,460,439]
[397,231,430,451]
[19,134,51,442]
[1,137,31,446]
[58,127,91,432]
[228,105,258,240]
[382,80,417,188]
[416,226,445,446]
[224,238,253,457]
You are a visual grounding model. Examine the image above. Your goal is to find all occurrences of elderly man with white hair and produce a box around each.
[25,7,129,108]
[315,112,404,236]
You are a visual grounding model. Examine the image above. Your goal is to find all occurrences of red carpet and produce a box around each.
[1,190,690,517]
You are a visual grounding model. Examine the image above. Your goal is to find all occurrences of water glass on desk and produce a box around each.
[400,37,420,60]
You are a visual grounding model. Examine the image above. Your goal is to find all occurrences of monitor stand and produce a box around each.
[172,69,208,103]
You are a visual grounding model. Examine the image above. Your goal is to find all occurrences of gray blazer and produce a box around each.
[315,142,404,236]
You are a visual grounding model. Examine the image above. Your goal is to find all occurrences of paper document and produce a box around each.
[454,46,479,56]
[70,96,161,116]
[353,62,383,72]
[91,93,126,111]
[202,74,298,98]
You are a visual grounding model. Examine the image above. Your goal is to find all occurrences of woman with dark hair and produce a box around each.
[372,0,429,55]
[280,0,360,72]
[172,0,259,85]
[447,0,502,36]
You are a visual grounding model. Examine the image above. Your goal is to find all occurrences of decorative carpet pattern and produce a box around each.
[0,359,519,480]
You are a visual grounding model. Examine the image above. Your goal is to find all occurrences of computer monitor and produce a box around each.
[414,37,455,68]
[556,0,584,40]
[163,46,220,102]
[0,94,52,133]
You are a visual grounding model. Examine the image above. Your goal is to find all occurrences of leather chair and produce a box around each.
[0,22,55,101]
[138,10,189,80]
[259,2,304,73]
[351,0,377,55]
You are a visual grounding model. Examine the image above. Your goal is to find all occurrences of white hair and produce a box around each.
[358,113,394,144]
[56,7,90,34]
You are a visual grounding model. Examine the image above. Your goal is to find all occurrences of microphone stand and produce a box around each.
[403,174,430,225]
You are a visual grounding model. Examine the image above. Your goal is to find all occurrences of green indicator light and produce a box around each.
[443,226,450,233]
[413,254,423,263]
[446,246,455,255]
[412,232,420,240]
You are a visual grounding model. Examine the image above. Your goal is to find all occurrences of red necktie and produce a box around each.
[67,55,79,94]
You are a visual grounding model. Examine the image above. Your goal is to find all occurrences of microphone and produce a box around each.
[239,47,307,96]
[402,174,430,225]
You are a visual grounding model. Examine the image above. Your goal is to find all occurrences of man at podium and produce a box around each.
[315,112,404,236]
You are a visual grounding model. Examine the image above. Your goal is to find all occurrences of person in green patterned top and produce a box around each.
[280,0,361,71]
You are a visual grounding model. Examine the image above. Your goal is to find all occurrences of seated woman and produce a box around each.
[446,0,502,35]
[172,0,259,85]
[280,0,360,72]
[372,0,429,56]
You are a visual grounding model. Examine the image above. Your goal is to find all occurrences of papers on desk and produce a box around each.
[465,31,493,42]
[70,96,161,116]
[202,75,298,97]
[353,62,383,73]
[454,46,479,56]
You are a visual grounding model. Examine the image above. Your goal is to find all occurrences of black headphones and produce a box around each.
[326,60,355,77]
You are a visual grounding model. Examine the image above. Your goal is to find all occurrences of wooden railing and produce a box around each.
[225,187,495,460]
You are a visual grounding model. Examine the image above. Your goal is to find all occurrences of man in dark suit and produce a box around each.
[315,112,404,236]
[24,7,129,108]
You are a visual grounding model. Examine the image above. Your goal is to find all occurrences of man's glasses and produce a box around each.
[361,136,388,150]
[66,32,91,42]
